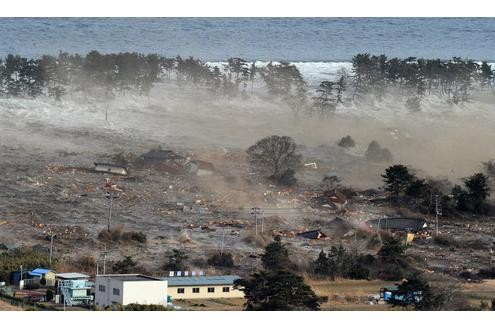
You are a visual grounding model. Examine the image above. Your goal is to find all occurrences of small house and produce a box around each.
[28,268,56,287]
[162,275,243,300]
[56,272,94,306]
[95,274,167,308]
[187,160,215,176]
[94,162,129,176]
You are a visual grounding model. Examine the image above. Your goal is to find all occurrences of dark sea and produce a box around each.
[1,17,494,62]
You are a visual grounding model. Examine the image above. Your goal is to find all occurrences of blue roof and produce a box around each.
[161,275,241,286]
[29,268,51,276]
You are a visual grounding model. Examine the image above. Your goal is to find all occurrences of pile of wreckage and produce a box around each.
[290,217,428,244]
[277,217,356,240]
[365,217,429,244]
[93,148,216,177]
[310,189,348,212]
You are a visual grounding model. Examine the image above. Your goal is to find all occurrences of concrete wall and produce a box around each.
[95,276,123,307]
[95,276,167,307]
[121,280,168,306]
[168,284,244,300]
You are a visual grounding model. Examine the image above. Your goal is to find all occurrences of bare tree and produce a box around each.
[246,135,301,183]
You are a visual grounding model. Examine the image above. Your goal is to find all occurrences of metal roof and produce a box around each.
[30,268,52,276]
[142,149,181,160]
[55,272,90,279]
[94,162,128,169]
[162,275,241,286]
[0,243,16,250]
[367,217,427,232]
[98,274,162,282]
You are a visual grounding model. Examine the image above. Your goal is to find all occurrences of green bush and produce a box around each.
[0,248,54,283]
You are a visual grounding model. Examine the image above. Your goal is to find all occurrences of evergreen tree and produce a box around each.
[261,236,292,271]
[112,256,137,274]
[163,249,189,271]
[382,165,414,204]
[234,270,326,311]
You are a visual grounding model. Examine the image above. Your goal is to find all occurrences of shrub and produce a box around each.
[433,235,458,247]
[366,141,393,162]
[121,231,147,243]
[98,227,146,244]
[97,229,112,241]
[477,267,495,279]
[338,135,355,148]
[110,225,124,241]
[123,303,170,311]
[207,252,235,268]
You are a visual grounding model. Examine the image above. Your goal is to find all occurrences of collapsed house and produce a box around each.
[135,149,186,174]
[297,229,327,240]
[187,160,215,176]
[94,162,129,176]
[311,189,348,211]
[366,217,427,233]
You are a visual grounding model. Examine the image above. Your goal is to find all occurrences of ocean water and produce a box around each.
[0,17,494,84]
[1,17,494,61]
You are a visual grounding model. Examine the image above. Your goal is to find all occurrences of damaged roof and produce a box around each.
[94,162,128,169]
[142,149,182,160]
[367,217,427,233]
[297,230,327,239]
[191,160,215,171]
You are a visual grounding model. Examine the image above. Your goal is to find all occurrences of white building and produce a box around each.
[95,274,168,308]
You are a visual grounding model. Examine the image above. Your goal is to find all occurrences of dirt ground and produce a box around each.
[0,300,22,311]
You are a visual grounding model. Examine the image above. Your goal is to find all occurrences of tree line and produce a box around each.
[351,53,494,107]
[1,51,492,112]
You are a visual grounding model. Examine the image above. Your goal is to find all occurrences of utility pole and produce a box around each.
[49,234,55,266]
[101,244,108,275]
[106,191,113,232]
[251,207,261,235]
[435,194,441,236]
[220,227,226,255]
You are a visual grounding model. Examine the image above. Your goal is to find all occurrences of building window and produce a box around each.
[207,287,215,293]
[98,285,106,292]
[192,287,200,293]
[177,288,185,294]
[222,287,230,293]
[113,288,120,296]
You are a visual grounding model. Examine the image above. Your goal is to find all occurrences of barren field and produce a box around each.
[1,88,495,308]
